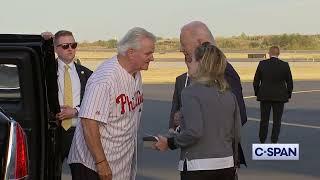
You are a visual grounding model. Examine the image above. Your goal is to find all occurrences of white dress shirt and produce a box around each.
[57,58,81,127]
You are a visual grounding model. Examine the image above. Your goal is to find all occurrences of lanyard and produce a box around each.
[184,73,189,88]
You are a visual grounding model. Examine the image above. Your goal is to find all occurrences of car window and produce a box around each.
[0,64,20,99]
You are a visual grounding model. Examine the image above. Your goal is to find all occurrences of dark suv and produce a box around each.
[0,35,61,180]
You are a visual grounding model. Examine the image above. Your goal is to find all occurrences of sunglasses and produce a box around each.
[57,42,78,50]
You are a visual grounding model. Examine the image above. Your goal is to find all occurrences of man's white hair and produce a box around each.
[181,21,216,45]
[117,27,156,55]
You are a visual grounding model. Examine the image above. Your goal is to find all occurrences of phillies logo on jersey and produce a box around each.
[116,90,143,114]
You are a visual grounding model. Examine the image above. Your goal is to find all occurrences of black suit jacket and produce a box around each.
[43,39,92,116]
[253,57,293,102]
[74,63,93,102]
[169,62,248,128]
[169,72,188,128]
[54,61,93,112]
[225,63,248,125]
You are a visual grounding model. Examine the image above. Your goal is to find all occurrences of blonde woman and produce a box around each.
[155,42,241,180]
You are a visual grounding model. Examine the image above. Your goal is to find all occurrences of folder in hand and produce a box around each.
[142,136,159,149]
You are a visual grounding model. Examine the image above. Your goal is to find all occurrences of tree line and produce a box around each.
[79,33,320,51]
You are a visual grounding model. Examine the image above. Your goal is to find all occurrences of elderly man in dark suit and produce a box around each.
[169,21,247,167]
[170,63,247,129]
[253,46,293,143]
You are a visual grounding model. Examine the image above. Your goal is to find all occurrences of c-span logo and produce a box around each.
[252,144,299,160]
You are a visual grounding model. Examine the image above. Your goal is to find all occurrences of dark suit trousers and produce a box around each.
[55,126,75,179]
[259,101,284,143]
[70,163,99,180]
[61,127,75,161]
[238,143,246,166]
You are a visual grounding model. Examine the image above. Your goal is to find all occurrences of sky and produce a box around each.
[1,0,320,42]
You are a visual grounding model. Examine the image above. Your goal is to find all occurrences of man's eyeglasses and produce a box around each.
[57,42,78,50]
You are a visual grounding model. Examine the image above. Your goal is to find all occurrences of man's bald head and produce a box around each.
[180,21,215,45]
[180,21,216,64]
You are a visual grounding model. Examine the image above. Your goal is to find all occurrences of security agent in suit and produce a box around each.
[169,21,247,167]
[42,30,92,177]
[253,46,293,143]
[56,58,92,161]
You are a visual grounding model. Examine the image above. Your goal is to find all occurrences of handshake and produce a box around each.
[143,135,169,151]
[143,111,182,151]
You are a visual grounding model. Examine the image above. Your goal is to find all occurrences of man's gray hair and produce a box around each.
[181,21,216,45]
[117,27,156,55]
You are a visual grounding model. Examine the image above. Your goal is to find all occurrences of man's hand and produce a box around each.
[41,32,54,40]
[154,135,169,152]
[56,105,77,121]
[81,118,109,179]
[173,111,182,128]
[96,161,112,180]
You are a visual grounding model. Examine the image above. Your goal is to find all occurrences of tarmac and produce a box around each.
[62,80,320,180]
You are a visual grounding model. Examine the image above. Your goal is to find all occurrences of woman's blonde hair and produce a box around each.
[193,42,229,92]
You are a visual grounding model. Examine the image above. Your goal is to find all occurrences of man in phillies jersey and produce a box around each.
[68,27,156,180]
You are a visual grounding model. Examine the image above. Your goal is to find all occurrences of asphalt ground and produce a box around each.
[62,80,320,180]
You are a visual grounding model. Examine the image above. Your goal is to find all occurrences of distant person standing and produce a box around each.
[253,46,293,143]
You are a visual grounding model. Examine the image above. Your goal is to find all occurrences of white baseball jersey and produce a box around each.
[68,56,143,180]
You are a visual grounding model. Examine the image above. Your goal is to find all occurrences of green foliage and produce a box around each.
[156,39,180,52]
[79,34,320,51]
[79,39,117,48]
[217,33,320,50]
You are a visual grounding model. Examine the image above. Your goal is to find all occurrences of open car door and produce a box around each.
[0,34,61,180]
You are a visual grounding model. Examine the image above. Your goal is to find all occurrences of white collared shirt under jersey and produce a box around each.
[57,58,81,127]
[68,56,143,180]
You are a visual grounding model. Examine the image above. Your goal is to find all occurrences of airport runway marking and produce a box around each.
[244,89,320,99]
[244,96,256,99]
[248,117,320,129]
[292,89,320,94]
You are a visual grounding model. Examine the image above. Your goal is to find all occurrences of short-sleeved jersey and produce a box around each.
[68,56,143,180]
